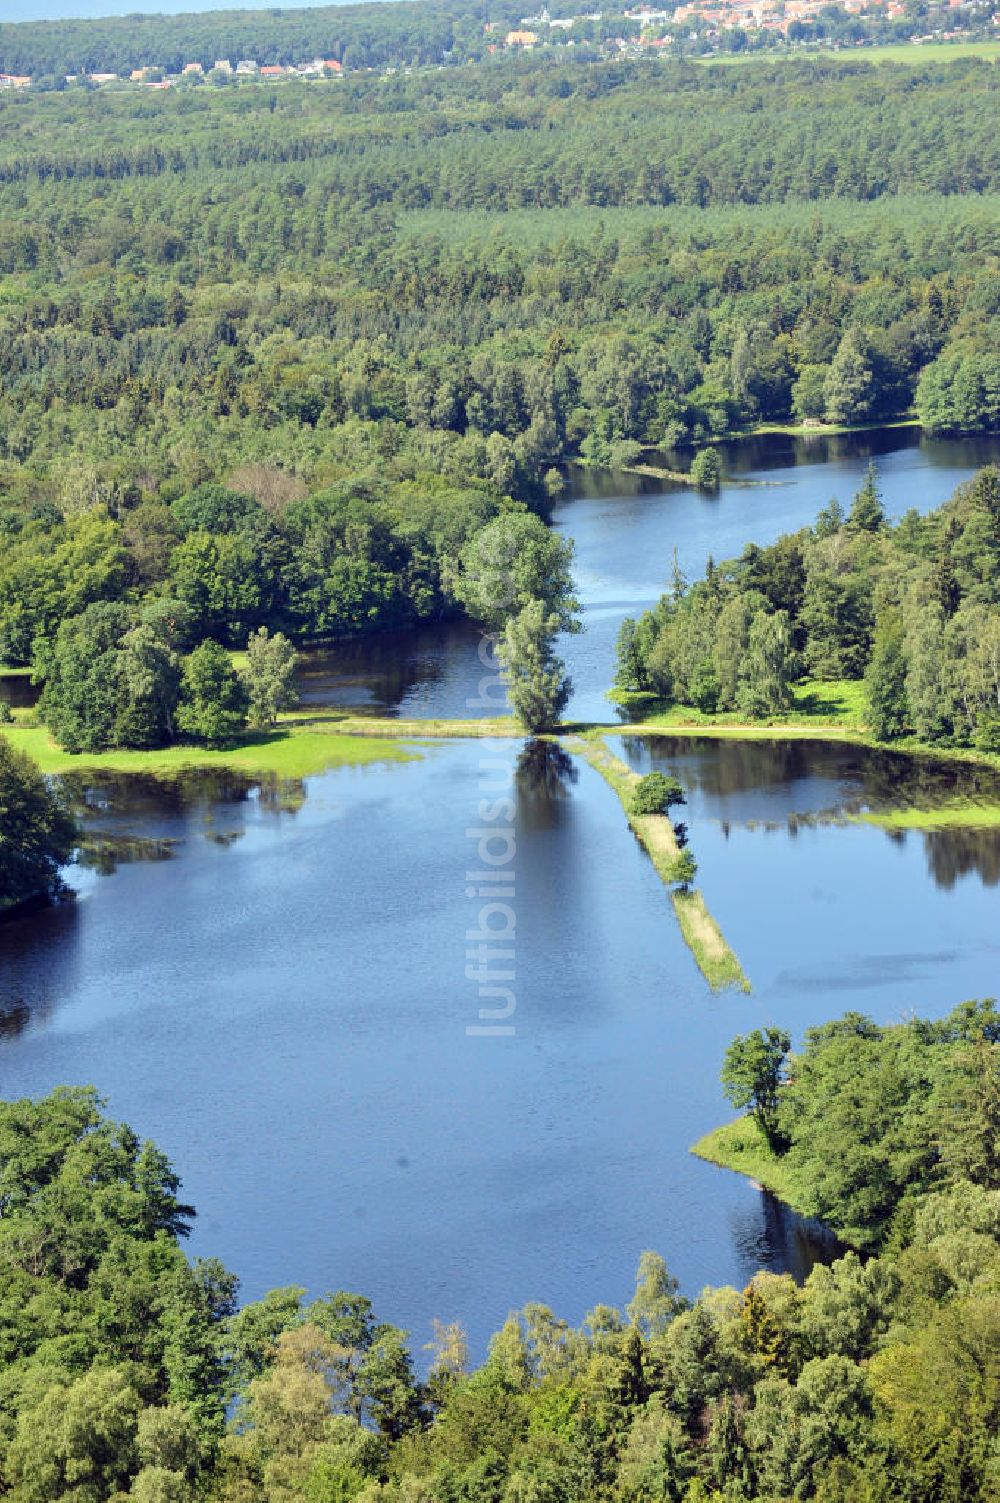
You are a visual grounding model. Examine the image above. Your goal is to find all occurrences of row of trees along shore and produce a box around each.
[4,502,578,753]
[0,997,993,1501]
[617,465,1000,751]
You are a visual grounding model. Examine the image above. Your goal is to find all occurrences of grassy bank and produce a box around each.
[571,733,750,992]
[2,714,417,778]
[615,678,869,736]
[744,418,920,439]
[616,675,1000,768]
[334,714,518,740]
[673,893,750,993]
[691,1117,801,1205]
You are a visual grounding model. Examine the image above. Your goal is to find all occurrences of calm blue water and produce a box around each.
[2,731,999,1354]
[3,427,1000,1358]
[295,427,1000,723]
[614,735,1000,997]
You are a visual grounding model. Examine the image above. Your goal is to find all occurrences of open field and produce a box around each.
[700,40,1000,66]
[2,715,417,779]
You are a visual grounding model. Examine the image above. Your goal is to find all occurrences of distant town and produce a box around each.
[0,0,996,89]
[0,56,344,89]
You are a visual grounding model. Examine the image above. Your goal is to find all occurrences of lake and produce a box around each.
[2,424,1000,1356]
[6,426,1000,722]
[3,731,999,1352]
[276,426,1000,724]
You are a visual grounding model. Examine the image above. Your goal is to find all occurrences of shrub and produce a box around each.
[629,771,686,816]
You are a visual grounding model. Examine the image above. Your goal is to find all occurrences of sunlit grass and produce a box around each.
[2,716,417,778]
[700,39,1000,65]
[571,733,750,992]
[673,891,750,993]
[691,1117,801,1205]
[858,800,1000,831]
[616,678,868,738]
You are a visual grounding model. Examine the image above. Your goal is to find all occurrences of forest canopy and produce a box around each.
[0,1003,996,1503]
[616,465,1000,751]
[2,58,1000,743]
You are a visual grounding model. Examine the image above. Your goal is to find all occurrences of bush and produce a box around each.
[667,849,698,889]
[629,771,686,816]
[974,711,1000,755]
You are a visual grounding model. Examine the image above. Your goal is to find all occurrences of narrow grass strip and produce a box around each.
[672,892,749,993]
[570,733,750,993]
[2,719,417,778]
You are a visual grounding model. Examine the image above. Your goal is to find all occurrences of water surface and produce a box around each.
[2,732,998,1352]
[275,427,1000,724]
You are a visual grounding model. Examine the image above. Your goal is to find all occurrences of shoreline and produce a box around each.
[691,1118,804,1217]
[691,1116,860,1252]
[8,702,1000,830]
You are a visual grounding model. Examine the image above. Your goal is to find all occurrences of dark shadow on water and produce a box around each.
[77,833,179,875]
[0,896,82,1033]
[923,827,1000,889]
[0,672,39,710]
[615,734,1000,888]
[515,739,580,835]
[295,619,482,716]
[58,766,308,842]
[516,739,579,801]
[731,1190,843,1286]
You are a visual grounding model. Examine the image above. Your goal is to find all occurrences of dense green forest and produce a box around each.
[616,466,1000,749]
[720,1000,1000,1246]
[2,57,1000,745]
[0,999,995,1503]
[0,0,486,77]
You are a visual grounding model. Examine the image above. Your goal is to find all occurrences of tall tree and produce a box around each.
[240,628,298,730]
[0,736,76,910]
[176,641,247,745]
[499,600,571,733]
[721,1027,791,1148]
[865,610,909,741]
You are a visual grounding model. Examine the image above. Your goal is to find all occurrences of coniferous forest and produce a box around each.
[3,58,1000,748]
